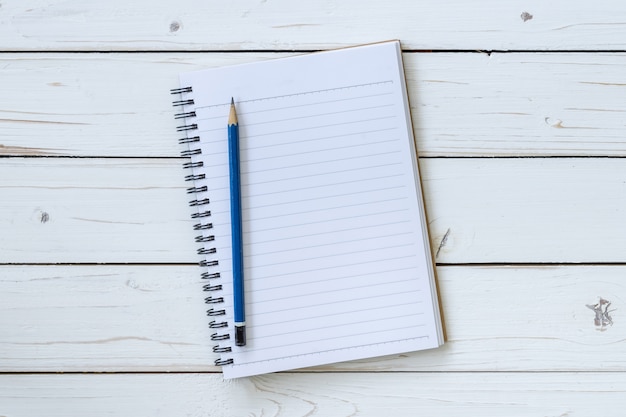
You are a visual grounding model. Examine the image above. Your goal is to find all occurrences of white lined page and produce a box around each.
[179,41,443,378]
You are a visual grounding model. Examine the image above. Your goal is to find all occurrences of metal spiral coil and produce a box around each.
[170,86,192,94]
[209,320,228,329]
[191,210,211,219]
[201,272,221,280]
[194,223,213,231]
[186,173,206,182]
[183,161,203,169]
[173,99,195,107]
[207,307,226,316]
[177,123,198,132]
[203,283,222,292]
[171,86,232,365]
[181,149,202,157]
[187,185,208,194]
[197,247,216,255]
[195,235,215,243]
[205,295,224,304]
[174,111,197,119]
[214,355,234,365]
[189,198,210,207]
[179,135,200,144]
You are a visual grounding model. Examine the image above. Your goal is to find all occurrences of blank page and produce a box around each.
[179,41,443,378]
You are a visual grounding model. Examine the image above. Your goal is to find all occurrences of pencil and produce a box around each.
[228,98,246,347]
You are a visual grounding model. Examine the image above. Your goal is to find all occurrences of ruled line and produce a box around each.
[196,92,394,121]
[193,80,394,111]
[247,219,411,246]
[233,254,419,282]
[230,334,430,368]
[251,289,421,316]
[253,277,419,304]
[244,150,402,175]
[249,265,418,293]
[234,104,396,127]
[238,92,395,116]
[240,324,427,354]
[252,300,422,327]
[249,231,413,257]
[247,197,408,222]
[246,127,397,150]
[248,208,410,233]
[253,313,425,341]
[231,335,431,367]
[243,138,401,164]
[245,161,402,187]
[201,115,398,139]
[205,197,409,229]
[196,126,397,148]
[248,242,415,270]
[245,185,407,210]
[246,173,404,198]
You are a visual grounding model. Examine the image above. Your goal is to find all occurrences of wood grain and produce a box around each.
[1,372,625,417]
[0,158,196,263]
[3,0,626,51]
[3,2,625,413]
[1,157,625,264]
[2,53,626,157]
[1,265,623,372]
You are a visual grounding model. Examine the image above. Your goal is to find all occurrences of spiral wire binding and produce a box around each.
[171,86,233,366]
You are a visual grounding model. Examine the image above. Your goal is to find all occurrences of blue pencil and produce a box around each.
[228,98,246,347]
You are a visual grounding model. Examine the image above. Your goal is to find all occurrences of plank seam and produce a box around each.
[1,49,626,54]
[2,262,626,267]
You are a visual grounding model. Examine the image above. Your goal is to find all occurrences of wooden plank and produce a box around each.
[412,52,626,156]
[421,158,626,263]
[1,372,625,416]
[2,53,626,157]
[1,265,624,372]
[423,157,626,264]
[1,157,625,264]
[0,265,215,372]
[0,52,276,158]
[0,158,197,264]
[3,1,626,51]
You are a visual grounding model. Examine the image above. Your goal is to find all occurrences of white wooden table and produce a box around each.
[2,1,626,415]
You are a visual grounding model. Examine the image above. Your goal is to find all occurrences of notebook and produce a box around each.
[171,40,444,379]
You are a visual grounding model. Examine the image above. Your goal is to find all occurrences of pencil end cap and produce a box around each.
[235,325,246,346]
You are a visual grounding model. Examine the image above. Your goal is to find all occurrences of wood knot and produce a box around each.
[586,298,614,331]
[40,212,50,223]
[520,12,533,22]
[170,21,181,32]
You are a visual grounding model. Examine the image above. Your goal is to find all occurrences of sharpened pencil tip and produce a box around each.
[228,98,238,125]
